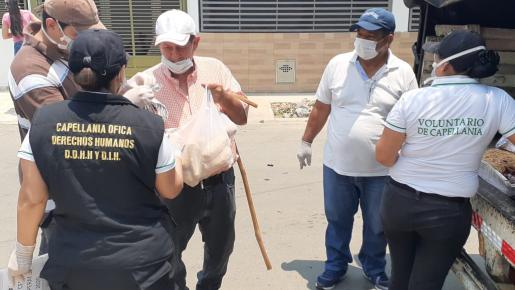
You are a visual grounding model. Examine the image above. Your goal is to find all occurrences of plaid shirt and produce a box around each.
[133,56,247,162]
[142,56,245,129]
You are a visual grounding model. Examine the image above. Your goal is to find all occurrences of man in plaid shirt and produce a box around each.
[130,9,248,290]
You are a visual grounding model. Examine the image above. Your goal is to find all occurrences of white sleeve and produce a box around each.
[155,134,176,174]
[385,95,407,133]
[17,131,35,162]
[405,67,419,91]
[499,92,515,138]
[315,61,334,105]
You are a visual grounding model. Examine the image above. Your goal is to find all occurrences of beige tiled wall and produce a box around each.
[196,32,418,93]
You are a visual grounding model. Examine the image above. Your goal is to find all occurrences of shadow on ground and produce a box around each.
[281,253,480,290]
[281,259,376,290]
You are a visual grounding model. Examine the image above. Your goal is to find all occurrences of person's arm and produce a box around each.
[7,135,42,282]
[296,101,331,169]
[296,60,334,169]
[207,83,247,126]
[376,128,406,167]
[17,159,48,246]
[2,24,12,39]
[9,161,47,283]
[156,158,183,199]
[302,101,331,143]
[155,136,183,199]
[12,82,67,126]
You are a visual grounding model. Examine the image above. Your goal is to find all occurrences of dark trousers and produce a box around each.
[39,211,55,255]
[380,177,472,290]
[47,268,174,290]
[163,168,236,290]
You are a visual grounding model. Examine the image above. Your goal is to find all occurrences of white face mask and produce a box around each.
[41,22,73,51]
[425,45,486,84]
[354,37,379,60]
[161,56,193,74]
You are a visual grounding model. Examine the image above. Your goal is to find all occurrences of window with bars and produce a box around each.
[408,6,420,32]
[200,0,392,32]
[95,0,181,56]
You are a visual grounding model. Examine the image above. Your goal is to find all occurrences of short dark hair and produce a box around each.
[41,9,69,30]
[378,28,393,37]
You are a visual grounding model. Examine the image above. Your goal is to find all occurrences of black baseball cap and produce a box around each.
[69,29,128,80]
[423,30,500,78]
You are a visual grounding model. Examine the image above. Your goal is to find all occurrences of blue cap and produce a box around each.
[350,8,395,33]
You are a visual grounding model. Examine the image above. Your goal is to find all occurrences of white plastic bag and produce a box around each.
[0,255,49,290]
[169,88,234,187]
[496,137,515,153]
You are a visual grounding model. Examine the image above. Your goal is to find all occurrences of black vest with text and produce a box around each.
[29,91,173,269]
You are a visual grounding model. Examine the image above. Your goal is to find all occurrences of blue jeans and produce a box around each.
[14,41,22,55]
[323,165,387,277]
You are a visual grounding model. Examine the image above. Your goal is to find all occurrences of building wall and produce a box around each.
[196,32,418,93]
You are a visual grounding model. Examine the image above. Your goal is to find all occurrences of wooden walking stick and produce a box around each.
[236,148,272,270]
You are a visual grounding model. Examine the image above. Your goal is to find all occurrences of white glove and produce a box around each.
[123,85,155,108]
[297,140,312,169]
[8,242,35,285]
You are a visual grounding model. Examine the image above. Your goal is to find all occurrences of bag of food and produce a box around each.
[168,88,234,187]
[0,255,49,290]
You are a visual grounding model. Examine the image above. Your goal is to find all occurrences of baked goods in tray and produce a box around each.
[482,148,515,184]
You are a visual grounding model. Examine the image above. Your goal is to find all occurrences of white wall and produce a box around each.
[186,0,200,32]
[392,0,411,32]
[0,39,14,88]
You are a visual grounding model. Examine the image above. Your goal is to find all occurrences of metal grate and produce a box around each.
[95,0,181,56]
[276,60,295,83]
[200,0,392,32]
[408,6,420,32]
[0,0,29,29]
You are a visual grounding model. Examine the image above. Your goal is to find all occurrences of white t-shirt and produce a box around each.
[316,51,418,176]
[386,76,515,198]
[18,131,176,174]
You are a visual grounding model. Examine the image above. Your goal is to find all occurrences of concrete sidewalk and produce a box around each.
[0,91,16,125]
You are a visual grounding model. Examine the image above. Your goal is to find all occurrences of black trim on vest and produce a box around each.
[72,91,137,107]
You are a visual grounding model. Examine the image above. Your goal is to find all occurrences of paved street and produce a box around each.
[0,92,479,289]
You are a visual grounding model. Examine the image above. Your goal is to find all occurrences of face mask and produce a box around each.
[41,22,73,51]
[424,45,486,85]
[162,56,193,74]
[56,23,73,50]
[434,46,486,70]
[354,37,379,60]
